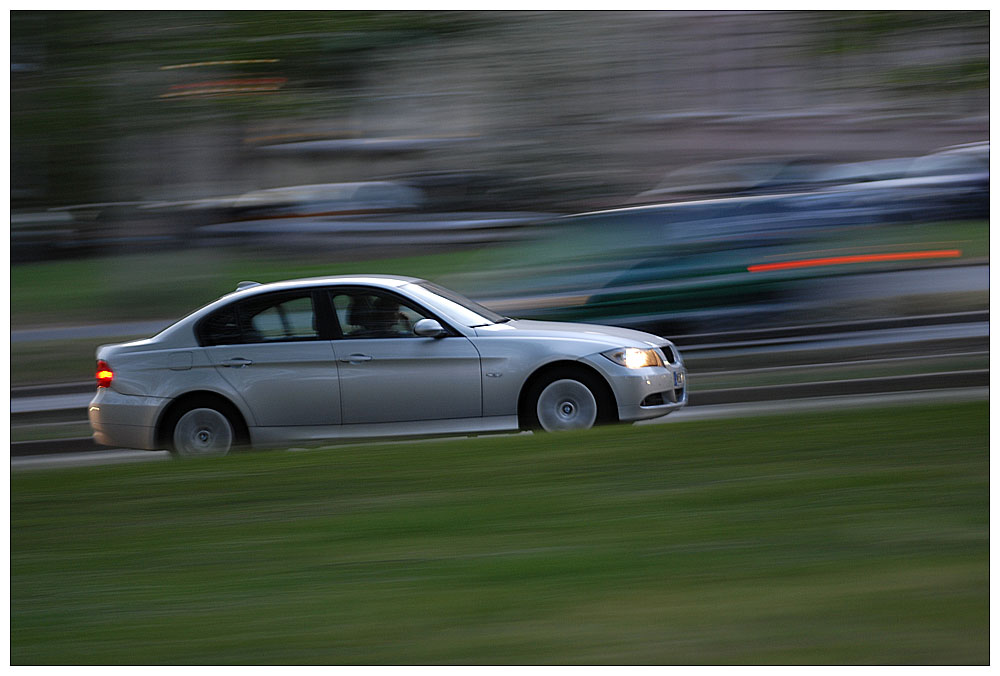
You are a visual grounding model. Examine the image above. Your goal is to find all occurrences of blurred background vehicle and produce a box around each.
[191,180,552,255]
[442,159,987,334]
[210,180,425,218]
[631,156,837,203]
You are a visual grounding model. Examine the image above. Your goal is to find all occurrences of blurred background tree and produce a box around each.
[11,11,489,207]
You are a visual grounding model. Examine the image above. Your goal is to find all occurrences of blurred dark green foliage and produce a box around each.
[12,11,489,206]
[815,11,986,53]
[811,11,988,95]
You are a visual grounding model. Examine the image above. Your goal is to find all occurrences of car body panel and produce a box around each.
[579,353,687,421]
[333,336,483,424]
[88,388,164,450]
[204,341,342,426]
[251,416,519,448]
[469,319,680,418]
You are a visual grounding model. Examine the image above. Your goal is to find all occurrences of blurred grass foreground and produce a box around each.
[11,402,988,665]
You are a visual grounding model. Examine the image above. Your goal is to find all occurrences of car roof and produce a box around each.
[225,274,426,299]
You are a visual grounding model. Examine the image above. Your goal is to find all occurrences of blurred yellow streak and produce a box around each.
[160,59,280,70]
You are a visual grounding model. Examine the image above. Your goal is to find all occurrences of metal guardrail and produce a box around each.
[669,310,989,347]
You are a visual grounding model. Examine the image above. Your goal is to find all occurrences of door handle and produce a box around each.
[340,353,373,363]
[221,357,254,368]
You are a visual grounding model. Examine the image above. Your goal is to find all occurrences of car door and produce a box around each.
[200,290,342,427]
[328,287,482,425]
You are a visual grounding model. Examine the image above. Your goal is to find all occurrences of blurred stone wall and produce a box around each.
[303,10,986,203]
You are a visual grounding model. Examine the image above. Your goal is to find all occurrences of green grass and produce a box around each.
[11,337,144,387]
[11,402,988,664]
[10,422,94,443]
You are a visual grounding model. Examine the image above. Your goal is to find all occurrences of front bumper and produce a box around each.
[88,388,166,450]
[581,354,687,422]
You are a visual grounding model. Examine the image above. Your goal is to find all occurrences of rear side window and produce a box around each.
[198,292,320,346]
[241,294,318,343]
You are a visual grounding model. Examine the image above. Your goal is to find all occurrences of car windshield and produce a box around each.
[407,281,509,327]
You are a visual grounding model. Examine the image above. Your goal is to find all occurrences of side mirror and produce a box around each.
[413,318,448,338]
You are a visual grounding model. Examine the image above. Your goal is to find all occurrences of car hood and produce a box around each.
[475,318,669,349]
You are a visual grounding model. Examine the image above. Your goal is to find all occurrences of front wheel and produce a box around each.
[172,407,235,458]
[533,378,600,432]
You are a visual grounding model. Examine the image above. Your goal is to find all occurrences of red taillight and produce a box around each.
[96,360,114,388]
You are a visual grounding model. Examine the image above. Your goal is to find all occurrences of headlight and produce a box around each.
[601,347,665,369]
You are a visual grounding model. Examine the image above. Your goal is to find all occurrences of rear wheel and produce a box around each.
[171,407,235,458]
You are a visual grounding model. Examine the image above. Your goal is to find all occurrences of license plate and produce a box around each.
[674,371,685,387]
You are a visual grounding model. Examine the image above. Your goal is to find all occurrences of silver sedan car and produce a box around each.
[89,275,687,457]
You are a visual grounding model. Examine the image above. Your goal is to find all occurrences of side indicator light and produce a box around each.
[96,360,114,388]
[748,249,962,273]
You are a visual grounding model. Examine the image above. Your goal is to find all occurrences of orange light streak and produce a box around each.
[747,249,962,273]
[168,78,287,90]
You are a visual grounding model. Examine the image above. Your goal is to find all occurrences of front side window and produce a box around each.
[330,289,432,338]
